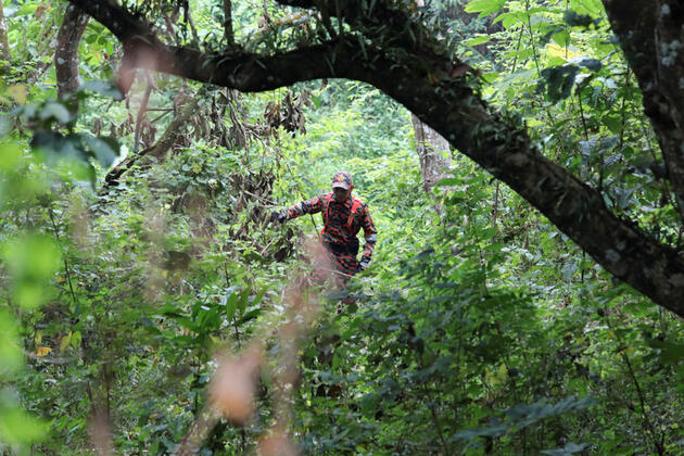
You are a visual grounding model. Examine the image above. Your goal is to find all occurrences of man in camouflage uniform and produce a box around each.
[273,171,377,281]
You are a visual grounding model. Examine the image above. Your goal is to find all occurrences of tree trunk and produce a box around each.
[55,4,89,105]
[602,0,684,221]
[411,114,451,193]
[0,0,11,63]
[223,0,234,45]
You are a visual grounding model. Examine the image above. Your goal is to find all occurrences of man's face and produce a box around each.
[333,187,349,202]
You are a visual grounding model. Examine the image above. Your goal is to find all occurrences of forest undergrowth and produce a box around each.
[1,0,683,455]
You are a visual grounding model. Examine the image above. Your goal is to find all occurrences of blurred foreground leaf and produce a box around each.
[2,234,62,310]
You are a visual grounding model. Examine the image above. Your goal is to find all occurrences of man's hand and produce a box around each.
[358,256,371,272]
[270,211,287,224]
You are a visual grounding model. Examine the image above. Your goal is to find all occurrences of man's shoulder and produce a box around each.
[351,196,368,211]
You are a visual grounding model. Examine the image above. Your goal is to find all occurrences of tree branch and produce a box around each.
[102,94,199,190]
[133,72,154,153]
[68,0,350,94]
[355,46,684,318]
[276,0,435,52]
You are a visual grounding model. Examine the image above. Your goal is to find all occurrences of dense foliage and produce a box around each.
[0,0,683,454]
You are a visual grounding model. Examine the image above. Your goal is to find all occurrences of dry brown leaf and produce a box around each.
[257,431,299,456]
[209,344,263,426]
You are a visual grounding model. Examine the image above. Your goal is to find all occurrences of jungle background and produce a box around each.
[0,0,683,454]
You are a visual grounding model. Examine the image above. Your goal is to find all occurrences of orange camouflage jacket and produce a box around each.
[285,192,377,259]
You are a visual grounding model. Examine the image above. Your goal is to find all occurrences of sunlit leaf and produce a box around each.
[464,35,492,47]
[2,235,62,309]
[0,406,47,445]
[0,141,23,171]
[7,85,27,105]
[465,0,507,17]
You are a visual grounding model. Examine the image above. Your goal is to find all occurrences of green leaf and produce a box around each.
[79,80,124,101]
[464,0,507,17]
[0,406,47,445]
[30,132,104,188]
[70,331,82,349]
[2,234,62,309]
[0,311,22,375]
[31,131,84,162]
[492,11,525,27]
[239,308,262,324]
[453,396,595,443]
[435,177,459,187]
[238,289,249,314]
[564,10,600,28]
[223,291,239,319]
[570,0,604,17]
[0,142,23,172]
[540,65,579,102]
[38,102,71,124]
[648,339,684,364]
[551,30,571,48]
[464,35,492,47]
[577,58,602,71]
[81,134,121,168]
[602,114,622,134]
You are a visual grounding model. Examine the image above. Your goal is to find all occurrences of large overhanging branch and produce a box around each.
[68,0,349,93]
[275,0,419,28]
[118,41,347,92]
[276,0,435,52]
[68,0,684,318]
[352,48,684,319]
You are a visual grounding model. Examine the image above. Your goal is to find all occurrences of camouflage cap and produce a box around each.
[331,171,352,190]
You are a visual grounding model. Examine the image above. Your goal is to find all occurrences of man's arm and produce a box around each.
[360,205,377,267]
[282,194,323,221]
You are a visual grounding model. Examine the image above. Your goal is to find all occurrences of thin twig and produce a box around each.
[48,207,80,309]
[605,312,664,455]
[134,72,154,153]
